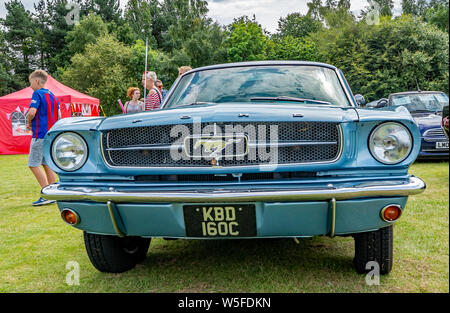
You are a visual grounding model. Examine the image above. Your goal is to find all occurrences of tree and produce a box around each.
[83,0,122,24]
[268,36,320,61]
[276,12,323,39]
[423,0,449,32]
[2,0,36,86]
[124,0,155,44]
[65,14,109,55]
[373,0,394,16]
[225,16,272,62]
[61,35,138,116]
[312,15,449,101]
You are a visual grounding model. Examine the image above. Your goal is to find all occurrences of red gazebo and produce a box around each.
[0,75,101,155]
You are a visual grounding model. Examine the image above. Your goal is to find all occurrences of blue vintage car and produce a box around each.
[372,91,449,159]
[41,61,425,274]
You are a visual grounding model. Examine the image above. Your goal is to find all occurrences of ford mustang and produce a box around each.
[41,61,425,274]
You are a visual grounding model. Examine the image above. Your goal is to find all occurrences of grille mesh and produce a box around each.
[102,122,341,167]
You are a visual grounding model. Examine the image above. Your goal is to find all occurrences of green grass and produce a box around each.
[0,154,448,292]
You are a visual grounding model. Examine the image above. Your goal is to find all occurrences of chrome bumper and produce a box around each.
[42,177,426,203]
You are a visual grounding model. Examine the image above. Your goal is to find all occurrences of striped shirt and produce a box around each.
[29,88,60,139]
[145,88,162,111]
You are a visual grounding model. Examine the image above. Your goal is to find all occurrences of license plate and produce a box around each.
[436,141,449,149]
[183,204,256,237]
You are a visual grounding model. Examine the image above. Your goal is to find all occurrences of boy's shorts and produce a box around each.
[28,138,47,167]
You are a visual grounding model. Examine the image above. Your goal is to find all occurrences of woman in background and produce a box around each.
[124,87,145,114]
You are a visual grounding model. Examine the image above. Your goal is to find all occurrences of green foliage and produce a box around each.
[82,0,122,24]
[61,35,138,116]
[2,0,36,82]
[65,14,108,55]
[268,36,320,61]
[313,15,449,101]
[225,16,271,62]
[276,13,323,39]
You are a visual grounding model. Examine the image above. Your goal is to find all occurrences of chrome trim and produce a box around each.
[249,141,338,148]
[380,204,403,223]
[423,128,445,137]
[106,143,181,151]
[42,176,425,204]
[107,201,126,237]
[329,198,336,238]
[334,68,356,108]
[105,141,337,152]
[100,124,344,169]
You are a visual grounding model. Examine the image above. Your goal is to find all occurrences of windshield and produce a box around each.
[164,65,351,108]
[390,93,449,112]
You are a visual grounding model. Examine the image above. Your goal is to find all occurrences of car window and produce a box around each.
[164,65,351,108]
[391,93,449,112]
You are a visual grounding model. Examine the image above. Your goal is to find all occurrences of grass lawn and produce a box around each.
[0,154,448,293]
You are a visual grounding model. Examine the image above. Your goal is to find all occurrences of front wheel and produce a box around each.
[353,225,393,275]
[84,232,151,273]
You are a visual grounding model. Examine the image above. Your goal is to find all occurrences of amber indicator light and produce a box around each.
[382,205,402,222]
[61,209,79,225]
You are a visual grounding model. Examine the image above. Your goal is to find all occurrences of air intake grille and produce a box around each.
[102,122,342,168]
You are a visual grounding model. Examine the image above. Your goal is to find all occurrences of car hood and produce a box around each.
[411,112,442,127]
[97,103,360,131]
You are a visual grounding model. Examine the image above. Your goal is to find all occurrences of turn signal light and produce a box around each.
[381,205,402,222]
[61,209,80,225]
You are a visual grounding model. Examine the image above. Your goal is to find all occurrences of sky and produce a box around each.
[0,0,404,33]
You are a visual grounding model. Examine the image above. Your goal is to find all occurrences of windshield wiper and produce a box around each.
[251,96,331,105]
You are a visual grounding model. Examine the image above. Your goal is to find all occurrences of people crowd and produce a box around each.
[124,65,192,114]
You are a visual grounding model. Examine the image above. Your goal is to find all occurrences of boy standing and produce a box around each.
[26,70,61,206]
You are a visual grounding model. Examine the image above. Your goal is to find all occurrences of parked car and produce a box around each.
[41,61,425,274]
[373,91,449,159]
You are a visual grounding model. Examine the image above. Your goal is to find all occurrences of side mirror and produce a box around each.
[377,98,388,108]
[354,94,366,107]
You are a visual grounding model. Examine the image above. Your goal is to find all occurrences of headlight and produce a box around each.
[51,132,88,171]
[369,122,412,164]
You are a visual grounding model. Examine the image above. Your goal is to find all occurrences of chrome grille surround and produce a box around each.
[423,128,446,138]
[101,122,343,168]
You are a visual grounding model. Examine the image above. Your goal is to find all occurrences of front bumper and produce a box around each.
[42,177,425,238]
[42,176,425,203]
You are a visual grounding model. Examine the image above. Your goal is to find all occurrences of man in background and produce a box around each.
[178,66,192,77]
[141,71,162,111]
[26,70,61,206]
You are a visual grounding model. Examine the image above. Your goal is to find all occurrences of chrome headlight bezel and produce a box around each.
[368,122,413,165]
[51,132,88,172]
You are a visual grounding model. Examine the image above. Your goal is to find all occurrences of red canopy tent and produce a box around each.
[0,75,101,155]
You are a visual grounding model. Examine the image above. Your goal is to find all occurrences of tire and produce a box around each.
[353,225,393,275]
[84,232,151,273]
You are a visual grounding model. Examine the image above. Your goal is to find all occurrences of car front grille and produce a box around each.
[101,122,342,168]
[423,128,445,137]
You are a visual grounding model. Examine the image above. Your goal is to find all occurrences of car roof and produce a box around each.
[186,61,338,74]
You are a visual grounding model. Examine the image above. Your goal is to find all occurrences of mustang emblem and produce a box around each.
[194,138,242,155]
